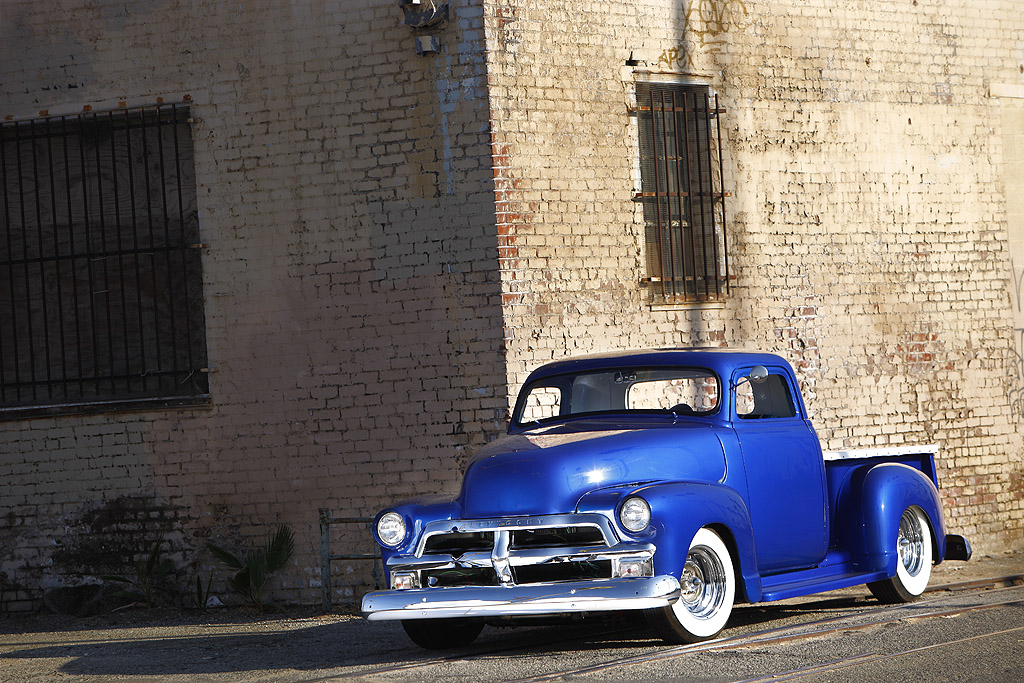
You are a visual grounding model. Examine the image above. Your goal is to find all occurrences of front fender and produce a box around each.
[844,463,947,575]
[580,481,762,603]
[373,495,460,580]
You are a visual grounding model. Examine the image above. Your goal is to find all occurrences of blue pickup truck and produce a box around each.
[361,349,971,648]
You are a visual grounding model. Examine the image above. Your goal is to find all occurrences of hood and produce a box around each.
[459,421,726,518]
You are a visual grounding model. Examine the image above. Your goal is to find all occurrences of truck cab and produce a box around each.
[361,349,971,648]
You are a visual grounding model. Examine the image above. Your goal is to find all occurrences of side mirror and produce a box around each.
[733,365,769,390]
[749,366,769,384]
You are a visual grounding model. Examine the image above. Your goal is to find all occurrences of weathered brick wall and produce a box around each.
[483,0,1024,552]
[1,0,504,611]
[3,0,1023,614]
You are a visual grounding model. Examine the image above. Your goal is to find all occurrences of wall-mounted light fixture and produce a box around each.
[399,0,448,55]
[415,36,441,55]
[400,0,449,30]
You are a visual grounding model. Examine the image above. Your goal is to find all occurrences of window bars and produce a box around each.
[636,83,729,303]
[0,104,208,417]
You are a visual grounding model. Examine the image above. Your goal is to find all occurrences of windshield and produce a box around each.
[513,367,720,427]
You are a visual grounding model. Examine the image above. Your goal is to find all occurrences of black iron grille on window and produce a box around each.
[636,83,729,303]
[0,104,208,417]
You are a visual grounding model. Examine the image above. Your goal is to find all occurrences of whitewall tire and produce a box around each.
[647,527,735,643]
[868,506,933,603]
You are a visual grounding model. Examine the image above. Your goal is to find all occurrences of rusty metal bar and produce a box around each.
[29,119,53,402]
[47,118,69,400]
[634,104,726,115]
[660,91,678,301]
[320,508,380,612]
[92,112,117,395]
[141,108,162,392]
[62,115,85,398]
[704,92,721,299]
[156,107,180,392]
[77,113,102,398]
[0,132,13,403]
[693,94,710,299]
[634,191,732,199]
[670,90,687,302]
[124,108,146,395]
[716,93,730,295]
[109,111,131,394]
[648,90,668,301]
[680,91,699,302]
[171,107,196,382]
[15,122,38,402]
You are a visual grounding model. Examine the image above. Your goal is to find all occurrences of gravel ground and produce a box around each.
[1,550,1020,681]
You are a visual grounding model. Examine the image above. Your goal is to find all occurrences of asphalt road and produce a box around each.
[2,562,1022,682]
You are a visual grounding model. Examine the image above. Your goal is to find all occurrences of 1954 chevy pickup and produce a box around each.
[361,349,972,649]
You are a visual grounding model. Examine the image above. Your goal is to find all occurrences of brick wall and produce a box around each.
[483,0,1024,551]
[1,0,505,611]
[1,0,1022,613]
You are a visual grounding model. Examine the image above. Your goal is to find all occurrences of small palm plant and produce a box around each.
[206,525,294,611]
[102,536,175,608]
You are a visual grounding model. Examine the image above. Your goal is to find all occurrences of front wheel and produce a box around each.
[401,618,484,649]
[867,506,933,603]
[646,527,735,644]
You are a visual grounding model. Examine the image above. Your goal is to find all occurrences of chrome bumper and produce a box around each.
[361,575,681,621]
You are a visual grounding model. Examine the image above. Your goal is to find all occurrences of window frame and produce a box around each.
[0,103,209,419]
[634,78,730,305]
[734,368,799,421]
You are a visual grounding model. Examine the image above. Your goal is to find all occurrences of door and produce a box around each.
[732,366,829,573]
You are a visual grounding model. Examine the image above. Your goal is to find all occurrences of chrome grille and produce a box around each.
[511,526,606,549]
[422,531,494,556]
[388,514,653,589]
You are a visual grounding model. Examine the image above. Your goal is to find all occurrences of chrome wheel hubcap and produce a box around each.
[679,546,726,620]
[898,509,925,577]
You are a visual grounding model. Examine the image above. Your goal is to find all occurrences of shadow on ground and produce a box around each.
[0,599,873,679]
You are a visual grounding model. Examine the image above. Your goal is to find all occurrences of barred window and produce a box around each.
[0,104,208,418]
[636,82,729,304]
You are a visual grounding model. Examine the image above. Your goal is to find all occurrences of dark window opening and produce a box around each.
[736,373,796,419]
[0,104,208,418]
[636,82,729,304]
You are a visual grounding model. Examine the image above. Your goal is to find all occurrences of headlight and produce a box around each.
[377,512,407,546]
[619,496,651,532]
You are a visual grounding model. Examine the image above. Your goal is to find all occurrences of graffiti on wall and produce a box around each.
[1006,257,1024,419]
[658,0,751,71]
[1006,330,1024,419]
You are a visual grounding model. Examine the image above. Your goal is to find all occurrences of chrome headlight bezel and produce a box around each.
[376,511,407,547]
[619,496,651,533]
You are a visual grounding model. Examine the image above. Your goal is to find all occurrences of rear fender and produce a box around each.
[844,463,947,574]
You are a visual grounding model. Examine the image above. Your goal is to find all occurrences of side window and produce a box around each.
[736,372,796,419]
[521,386,562,422]
[736,381,756,417]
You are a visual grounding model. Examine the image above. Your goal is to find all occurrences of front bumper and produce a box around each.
[361,575,681,621]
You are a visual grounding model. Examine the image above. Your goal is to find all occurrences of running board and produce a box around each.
[759,565,889,602]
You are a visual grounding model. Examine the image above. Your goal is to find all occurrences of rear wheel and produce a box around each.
[868,506,933,603]
[647,528,735,644]
[401,618,484,649]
